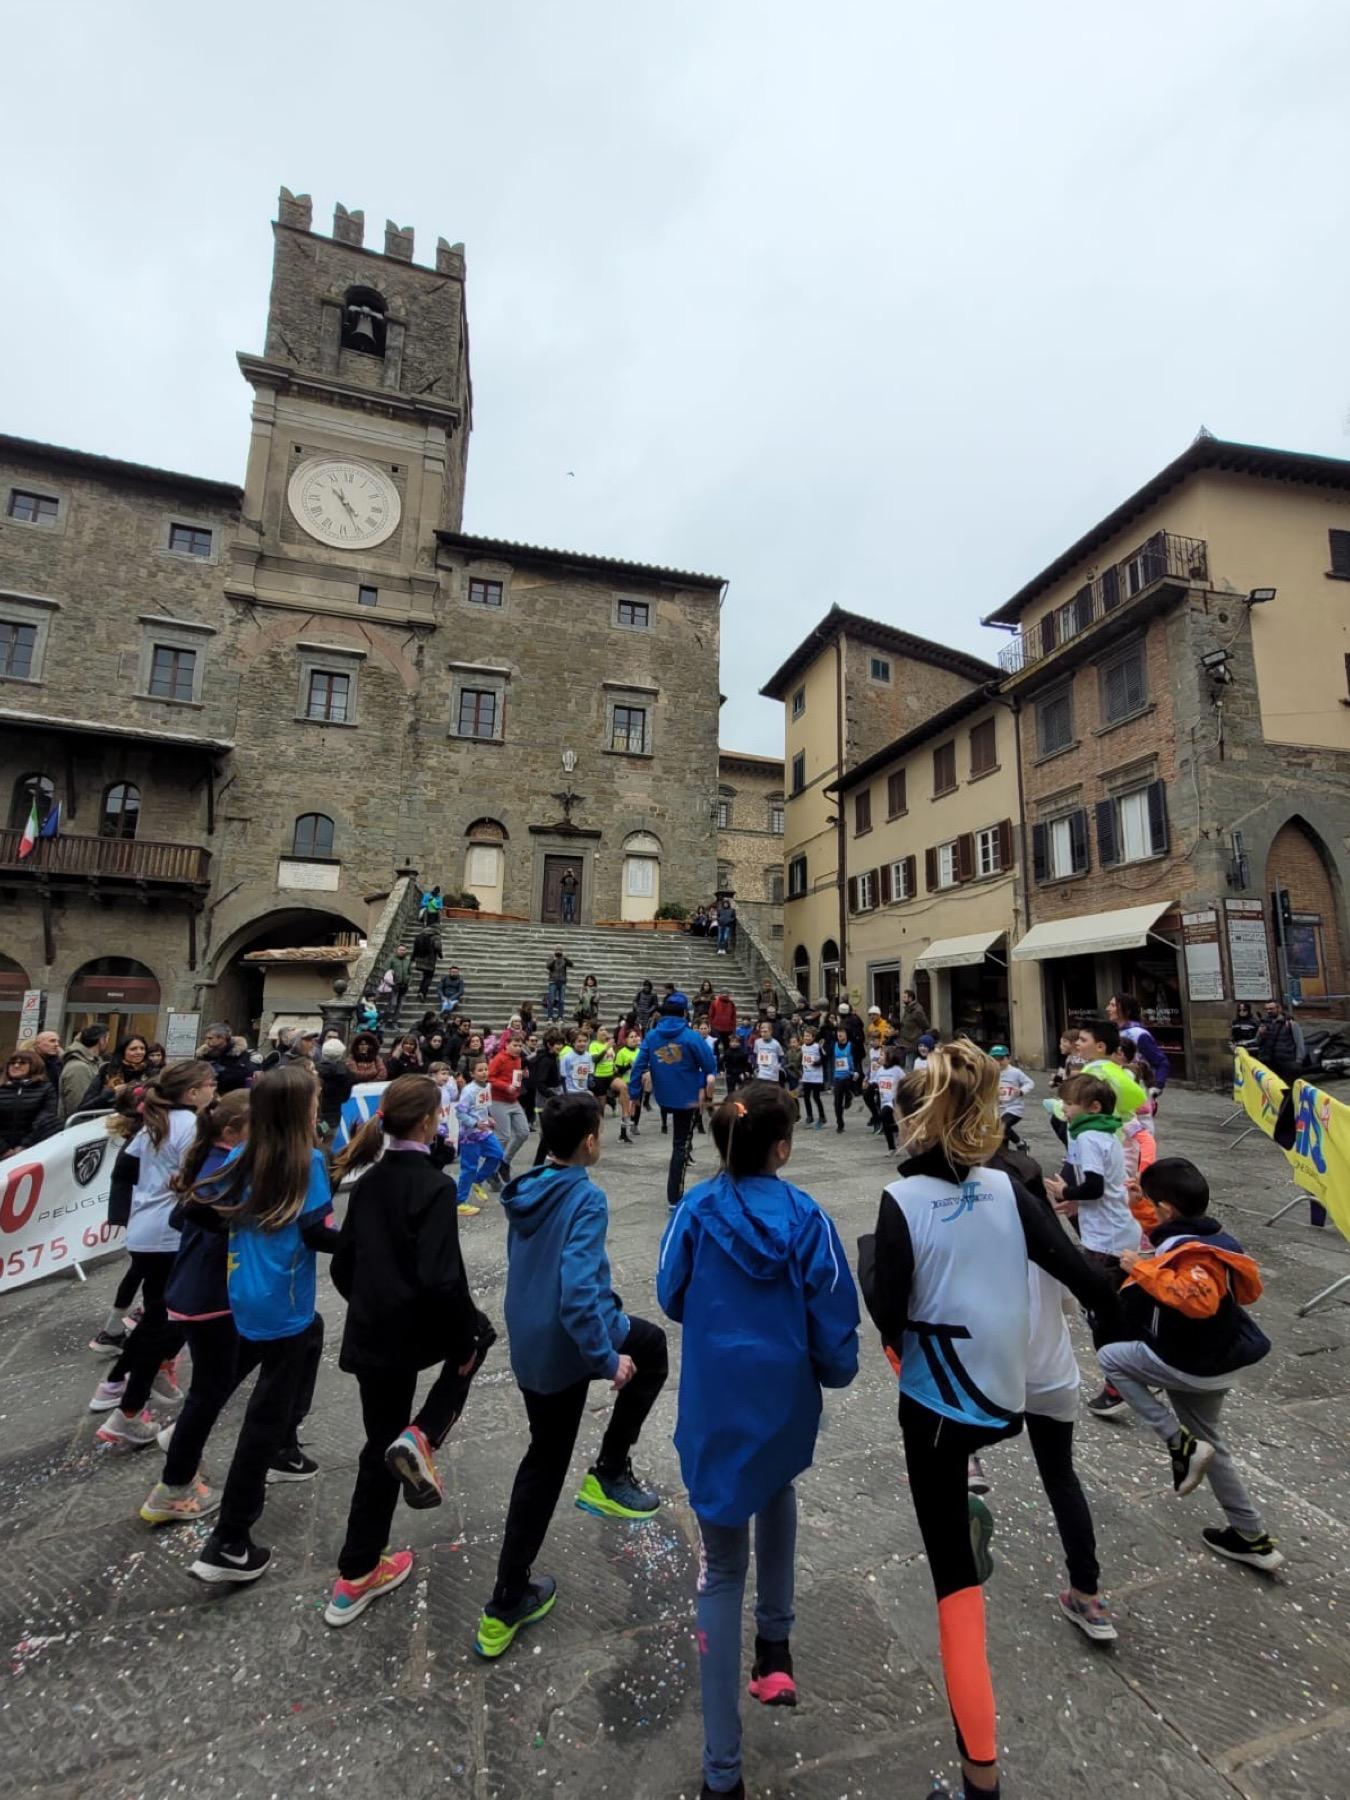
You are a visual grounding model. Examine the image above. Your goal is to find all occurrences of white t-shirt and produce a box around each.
[997,1065,1034,1118]
[126,1108,199,1254]
[801,1042,824,1084]
[1065,1125,1135,1255]
[560,1048,594,1093]
[875,1066,901,1111]
[754,1038,784,1082]
[866,1044,884,1080]
[1025,1264,1081,1422]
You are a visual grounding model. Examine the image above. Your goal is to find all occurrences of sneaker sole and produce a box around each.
[385,1441,444,1510]
[748,1673,797,1706]
[324,1556,413,1627]
[140,1495,222,1526]
[266,1465,318,1484]
[1176,1440,1216,1496]
[89,1395,128,1413]
[574,1495,660,1520]
[474,1587,558,1659]
[1057,1596,1118,1642]
[968,1496,995,1584]
[967,1478,991,1496]
[1204,1538,1286,1573]
[96,1427,159,1450]
[89,1340,125,1356]
[1087,1403,1132,1421]
[190,1554,271,1585]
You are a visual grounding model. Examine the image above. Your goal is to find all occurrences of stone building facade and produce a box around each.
[716,749,785,946]
[0,190,723,1052]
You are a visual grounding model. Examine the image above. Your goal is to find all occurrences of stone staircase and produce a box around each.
[389,919,766,1034]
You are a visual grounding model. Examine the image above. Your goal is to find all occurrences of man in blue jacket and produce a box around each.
[628,993,718,1206]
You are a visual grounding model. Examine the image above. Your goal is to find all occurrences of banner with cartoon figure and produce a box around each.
[1233,1051,1350,1243]
[1232,1048,1287,1135]
[0,1117,122,1294]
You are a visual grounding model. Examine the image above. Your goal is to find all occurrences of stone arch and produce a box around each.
[621,829,662,922]
[1265,815,1347,1009]
[64,956,161,1054]
[792,943,810,994]
[208,903,368,1042]
[0,951,31,1058]
[464,817,508,912]
[820,938,841,1007]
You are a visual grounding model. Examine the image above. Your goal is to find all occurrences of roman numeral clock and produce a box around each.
[286,457,401,548]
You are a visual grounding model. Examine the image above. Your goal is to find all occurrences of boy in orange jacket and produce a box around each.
[1097,1157,1281,1571]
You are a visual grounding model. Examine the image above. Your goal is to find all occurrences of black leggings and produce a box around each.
[216,1318,325,1546]
[833,1078,854,1128]
[1025,1411,1099,1595]
[802,1086,825,1124]
[163,1311,321,1488]
[880,1104,897,1151]
[110,1252,186,1414]
[113,1259,146,1313]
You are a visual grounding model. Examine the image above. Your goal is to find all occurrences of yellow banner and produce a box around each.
[1232,1048,1286,1135]
[1232,1051,1350,1241]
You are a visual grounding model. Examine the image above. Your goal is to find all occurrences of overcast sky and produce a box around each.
[5,2,1348,755]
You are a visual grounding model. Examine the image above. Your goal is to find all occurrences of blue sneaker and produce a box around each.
[474,1576,558,1658]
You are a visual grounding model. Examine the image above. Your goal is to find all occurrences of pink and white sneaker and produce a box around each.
[89,1376,128,1412]
[323,1550,414,1627]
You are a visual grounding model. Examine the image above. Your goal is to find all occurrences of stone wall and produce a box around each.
[717,751,785,945]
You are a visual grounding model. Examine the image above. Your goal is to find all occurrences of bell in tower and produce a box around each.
[341,286,388,357]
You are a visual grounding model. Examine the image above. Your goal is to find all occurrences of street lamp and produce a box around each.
[1246,587,1277,606]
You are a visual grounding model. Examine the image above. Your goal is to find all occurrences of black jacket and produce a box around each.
[210,1048,254,1095]
[331,1150,481,1371]
[1253,1015,1301,1076]
[0,1077,60,1154]
[315,1060,354,1131]
[165,1144,234,1317]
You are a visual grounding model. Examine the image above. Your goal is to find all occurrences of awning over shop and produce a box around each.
[915,930,1005,970]
[1011,901,1174,962]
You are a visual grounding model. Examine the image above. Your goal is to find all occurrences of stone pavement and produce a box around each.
[2,1083,1348,1800]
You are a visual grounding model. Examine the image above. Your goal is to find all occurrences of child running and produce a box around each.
[457,1058,504,1213]
[752,1020,784,1087]
[874,1046,903,1152]
[830,1027,855,1132]
[658,1085,859,1800]
[474,1092,668,1659]
[799,1027,825,1128]
[325,1075,496,1625]
[990,1046,1034,1147]
[1098,1158,1281,1570]
[189,1065,337,1585]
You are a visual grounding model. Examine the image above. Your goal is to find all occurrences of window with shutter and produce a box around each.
[975,825,1000,876]
[1329,529,1350,577]
[1039,612,1056,656]
[934,841,959,888]
[1032,822,1048,883]
[933,742,957,794]
[1071,586,1093,634]
[969,717,997,776]
[956,834,975,882]
[887,769,907,816]
[1146,779,1169,855]
[996,819,1014,871]
[1096,798,1119,867]
[1101,565,1121,611]
[1069,808,1089,873]
[925,846,939,891]
[1101,646,1146,723]
[854,789,872,834]
[904,853,917,899]
[847,875,860,914]
[879,863,893,904]
[1037,688,1073,755]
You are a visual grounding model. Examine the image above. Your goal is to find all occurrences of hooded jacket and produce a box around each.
[659,1171,859,1526]
[627,1014,717,1110]
[1116,1215,1270,1377]
[499,1161,628,1392]
[59,1040,105,1120]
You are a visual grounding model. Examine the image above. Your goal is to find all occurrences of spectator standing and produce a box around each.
[545,949,573,1022]
[0,1048,60,1154]
[894,989,930,1070]
[60,1024,109,1121]
[560,867,579,924]
[1253,1001,1304,1083]
[32,1029,63,1092]
[317,1040,355,1137]
[201,1022,253,1095]
[633,981,659,1032]
[387,945,412,1013]
[714,899,735,956]
[1230,1001,1260,1048]
[412,926,441,1001]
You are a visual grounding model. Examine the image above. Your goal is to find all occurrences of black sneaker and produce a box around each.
[748,1634,797,1706]
[190,1534,272,1584]
[1202,1525,1285,1572]
[700,1782,745,1800]
[1168,1429,1216,1496]
[88,1328,127,1355]
[1086,1384,1131,1420]
[267,1449,319,1483]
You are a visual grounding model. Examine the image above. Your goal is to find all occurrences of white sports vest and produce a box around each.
[885,1165,1029,1428]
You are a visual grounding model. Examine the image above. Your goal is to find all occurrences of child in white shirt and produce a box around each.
[560,1032,595,1094]
[1044,1074,1134,1262]
[873,1048,903,1152]
[799,1028,825,1129]
[752,1022,784,1085]
[992,1045,1035,1143]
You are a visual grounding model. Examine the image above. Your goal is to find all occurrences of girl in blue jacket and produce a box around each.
[659,1082,859,1800]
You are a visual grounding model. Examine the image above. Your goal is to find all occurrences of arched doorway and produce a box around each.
[1267,818,1347,1010]
[621,831,662,922]
[210,907,368,1044]
[820,939,841,1007]
[0,953,31,1058]
[792,944,810,999]
[65,958,161,1053]
[464,818,507,913]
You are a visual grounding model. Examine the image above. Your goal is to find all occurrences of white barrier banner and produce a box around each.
[0,1118,122,1294]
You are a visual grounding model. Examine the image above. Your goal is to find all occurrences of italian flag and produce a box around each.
[17,799,39,860]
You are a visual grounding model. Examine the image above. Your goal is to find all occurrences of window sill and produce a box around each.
[135,692,204,708]
[886,808,908,822]
[1093,702,1156,738]
[1036,868,1090,886]
[295,714,358,728]
[450,731,504,744]
[2,515,60,531]
[1032,740,1080,767]
[159,549,218,566]
[603,746,654,760]
[930,786,958,801]
[854,826,872,839]
[1326,571,1350,582]
[0,673,42,687]
[1104,851,1169,872]
[968,764,1001,783]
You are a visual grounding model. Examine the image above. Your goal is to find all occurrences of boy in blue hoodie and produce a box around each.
[474,1091,669,1659]
[659,1083,859,1800]
[627,993,718,1206]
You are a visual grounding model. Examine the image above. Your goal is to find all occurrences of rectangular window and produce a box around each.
[932,741,956,795]
[7,489,58,525]
[148,644,197,702]
[976,825,1002,876]
[791,750,806,794]
[969,716,997,776]
[935,840,959,888]
[854,789,872,834]
[890,857,912,900]
[457,687,498,738]
[0,620,37,680]
[610,704,647,753]
[1095,781,1168,867]
[467,578,503,607]
[616,599,650,629]
[788,854,808,897]
[1116,788,1151,863]
[306,669,351,723]
[770,803,784,833]
[1100,645,1147,723]
[1035,809,1088,882]
[769,869,784,904]
[1049,817,1073,878]
[887,769,907,816]
[869,655,892,684]
[1329,529,1350,577]
[857,870,877,910]
[168,523,213,558]
[357,584,378,607]
[791,686,805,719]
[716,799,731,829]
[1037,688,1073,755]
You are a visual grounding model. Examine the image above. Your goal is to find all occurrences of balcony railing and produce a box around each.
[998,531,1208,676]
[0,828,211,885]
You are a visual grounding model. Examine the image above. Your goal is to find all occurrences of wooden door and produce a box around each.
[542,854,583,924]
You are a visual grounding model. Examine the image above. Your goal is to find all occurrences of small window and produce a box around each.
[306,669,351,723]
[791,751,806,794]
[857,869,877,910]
[358,584,378,607]
[168,523,213,558]
[770,803,785,834]
[10,772,54,830]
[932,741,957,795]
[935,840,959,888]
[100,783,141,840]
[0,620,37,681]
[854,789,872,834]
[791,686,805,719]
[616,598,650,630]
[890,857,912,900]
[457,688,498,739]
[976,824,1002,876]
[716,799,731,829]
[1328,529,1350,577]
[869,655,892,684]
[610,704,648,754]
[1039,811,1089,881]
[467,578,504,608]
[769,869,785,904]
[1037,688,1073,755]
[887,770,907,816]
[148,644,197,703]
[969,716,997,776]
[7,489,58,525]
[292,813,335,858]
[788,854,808,897]
[1100,645,1147,723]
[1114,788,1153,863]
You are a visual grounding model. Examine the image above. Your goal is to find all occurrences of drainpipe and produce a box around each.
[994,690,1038,1057]
[835,635,848,992]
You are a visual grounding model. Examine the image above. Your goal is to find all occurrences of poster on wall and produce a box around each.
[1182,911,1224,1001]
[1225,900,1273,1002]
[164,1012,201,1059]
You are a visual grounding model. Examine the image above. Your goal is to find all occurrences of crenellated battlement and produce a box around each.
[276,187,464,275]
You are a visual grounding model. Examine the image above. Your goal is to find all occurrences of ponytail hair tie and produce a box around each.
[732,1100,747,1117]
[374,1108,384,1124]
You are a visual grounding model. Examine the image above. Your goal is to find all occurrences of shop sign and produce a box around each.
[1225,899,1273,1002]
[1182,910,1224,1001]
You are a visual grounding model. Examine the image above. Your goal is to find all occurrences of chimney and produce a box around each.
[277,187,313,232]
[384,220,415,262]
[333,203,365,248]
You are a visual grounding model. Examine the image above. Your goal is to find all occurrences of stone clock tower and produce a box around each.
[228,187,471,624]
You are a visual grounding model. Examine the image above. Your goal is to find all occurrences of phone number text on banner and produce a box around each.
[0,1119,122,1294]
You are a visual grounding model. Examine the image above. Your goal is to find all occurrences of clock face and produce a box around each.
[287,458,401,550]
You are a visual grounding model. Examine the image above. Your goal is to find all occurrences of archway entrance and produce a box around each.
[0,953,31,1058]
[820,939,840,1007]
[65,958,161,1053]
[210,907,367,1043]
[1267,818,1347,1009]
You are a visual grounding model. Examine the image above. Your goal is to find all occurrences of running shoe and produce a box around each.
[324,1550,414,1627]
[968,1494,995,1584]
[1057,1590,1118,1642]
[1202,1526,1285,1572]
[267,1448,319,1483]
[89,1376,128,1412]
[151,1364,184,1407]
[471,1183,492,1207]
[575,1460,660,1520]
[156,1421,176,1452]
[1086,1384,1131,1420]
[748,1635,797,1707]
[457,1201,481,1217]
[190,1534,272,1584]
[96,1409,160,1449]
[89,1328,126,1355]
[140,1477,220,1525]
[966,1455,990,1496]
[385,1425,444,1509]
[1168,1429,1216,1496]
[474,1576,558,1659]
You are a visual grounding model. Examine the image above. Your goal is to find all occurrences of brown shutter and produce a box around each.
[870,868,882,910]
[956,833,975,882]
[924,846,938,891]
[879,862,893,904]
[847,875,860,915]
[997,819,1013,871]
[904,854,917,899]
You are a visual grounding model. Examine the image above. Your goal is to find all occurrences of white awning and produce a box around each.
[915,930,1006,970]
[1011,901,1174,962]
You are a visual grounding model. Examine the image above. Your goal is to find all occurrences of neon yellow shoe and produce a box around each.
[574,1461,660,1520]
[473,1576,557,1659]
[457,1201,481,1217]
[471,1184,492,1207]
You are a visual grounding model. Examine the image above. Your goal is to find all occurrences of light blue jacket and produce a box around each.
[500,1161,628,1391]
